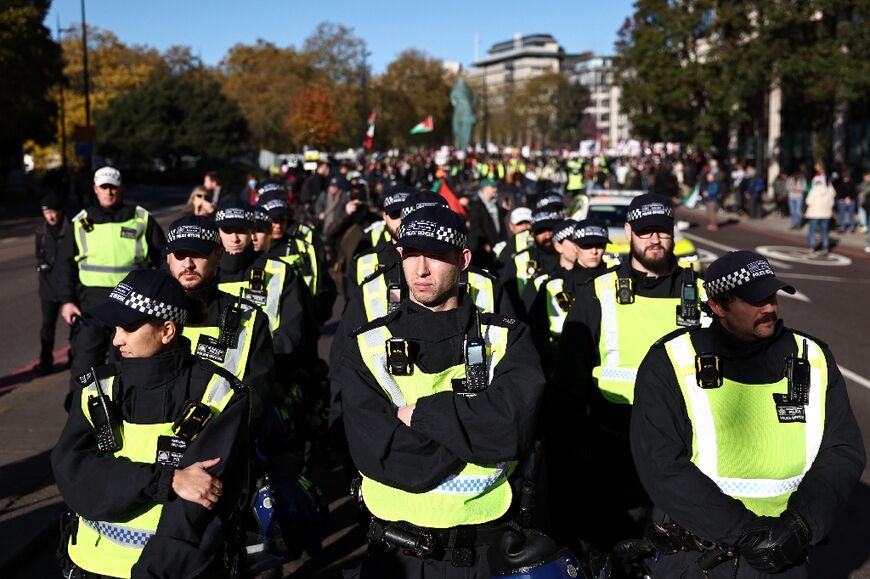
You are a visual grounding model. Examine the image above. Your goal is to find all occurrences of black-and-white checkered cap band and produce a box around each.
[704,259,775,296]
[262,198,287,212]
[553,224,578,242]
[399,219,468,249]
[167,224,219,244]
[536,195,563,208]
[533,210,561,223]
[215,207,253,223]
[626,203,674,222]
[109,283,187,324]
[383,192,410,209]
[575,225,609,240]
[401,201,442,219]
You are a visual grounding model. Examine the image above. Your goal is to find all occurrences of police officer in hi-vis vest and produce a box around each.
[51,269,249,579]
[335,205,545,578]
[57,167,166,407]
[549,193,709,553]
[631,251,864,578]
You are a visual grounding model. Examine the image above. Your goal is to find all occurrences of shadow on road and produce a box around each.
[0,449,54,501]
[809,481,870,578]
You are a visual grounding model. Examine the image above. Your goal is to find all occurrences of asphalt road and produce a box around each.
[1,205,868,577]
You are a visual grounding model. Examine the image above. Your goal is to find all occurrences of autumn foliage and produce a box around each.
[284,88,340,148]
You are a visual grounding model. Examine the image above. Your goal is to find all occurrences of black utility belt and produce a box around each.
[367,516,506,565]
[647,520,737,572]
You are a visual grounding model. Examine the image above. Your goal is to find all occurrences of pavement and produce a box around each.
[1,199,869,577]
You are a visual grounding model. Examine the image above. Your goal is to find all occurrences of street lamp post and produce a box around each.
[80,0,90,129]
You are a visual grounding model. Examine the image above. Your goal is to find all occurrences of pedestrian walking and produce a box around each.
[34,193,68,374]
[804,177,835,256]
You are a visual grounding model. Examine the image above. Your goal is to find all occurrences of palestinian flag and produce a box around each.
[432,178,467,218]
[410,116,434,135]
[363,111,376,150]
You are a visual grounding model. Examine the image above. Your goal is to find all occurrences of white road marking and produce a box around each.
[840,366,870,391]
[757,245,852,267]
[781,290,811,303]
[683,233,793,270]
[0,236,22,244]
[778,272,870,284]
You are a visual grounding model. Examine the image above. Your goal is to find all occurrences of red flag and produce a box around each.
[433,178,467,218]
[363,111,376,150]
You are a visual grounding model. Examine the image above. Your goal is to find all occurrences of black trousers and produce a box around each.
[343,544,493,579]
[40,299,62,364]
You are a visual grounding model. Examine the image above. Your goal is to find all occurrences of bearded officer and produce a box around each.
[336,205,545,578]
[631,251,864,578]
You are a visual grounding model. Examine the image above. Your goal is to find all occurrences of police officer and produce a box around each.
[524,220,612,376]
[631,251,865,578]
[499,206,561,319]
[335,205,545,578]
[57,167,166,404]
[164,215,275,429]
[346,186,413,287]
[250,204,274,253]
[257,185,335,326]
[214,200,316,363]
[51,269,249,578]
[491,207,533,271]
[549,193,708,552]
[34,193,69,374]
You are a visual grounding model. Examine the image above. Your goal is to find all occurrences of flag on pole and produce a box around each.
[363,111,376,150]
[410,116,434,135]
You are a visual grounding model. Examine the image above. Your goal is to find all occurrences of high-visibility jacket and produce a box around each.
[67,368,238,577]
[592,271,708,404]
[182,298,259,380]
[218,259,288,334]
[279,238,318,297]
[355,323,514,527]
[463,270,497,314]
[566,161,585,192]
[363,220,391,248]
[72,206,150,287]
[663,331,827,516]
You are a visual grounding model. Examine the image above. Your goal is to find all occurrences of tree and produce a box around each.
[284,87,340,147]
[0,0,63,180]
[372,50,455,148]
[95,75,248,168]
[219,40,318,151]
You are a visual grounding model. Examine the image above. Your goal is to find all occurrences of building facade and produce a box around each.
[571,56,631,149]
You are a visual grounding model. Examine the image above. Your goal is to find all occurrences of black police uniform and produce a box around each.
[336,295,545,578]
[35,213,70,370]
[55,203,166,397]
[498,245,560,320]
[631,319,865,578]
[51,341,249,578]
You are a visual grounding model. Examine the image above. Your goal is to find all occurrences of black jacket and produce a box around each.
[36,218,70,302]
[467,197,504,266]
[631,320,865,578]
[54,202,167,303]
[335,296,544,494]
[51,343,249,578]
[498,245,560,320]
[267,229,336,326]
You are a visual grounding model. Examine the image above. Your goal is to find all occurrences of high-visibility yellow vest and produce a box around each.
[463,270,496,314]
[279,237,318,297]
[68,368,237,578]
[355,251,383,286]
[512,248,540,299]
[73,206,149,287]
[355,322,514,527]
[566,161,584,191]
[544,277,571,338]
[182,298,258,380]
[363,220,391,248]
[663,332,827,516]
[592,271,709,404]
[218,259,287,333]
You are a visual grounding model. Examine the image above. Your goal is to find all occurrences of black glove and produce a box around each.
[738,511,811,573]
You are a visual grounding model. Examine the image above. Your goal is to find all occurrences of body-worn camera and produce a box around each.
[616,277,635,305]
[172,400,213,443]
[386,338,412,375]
[695,353,723,389]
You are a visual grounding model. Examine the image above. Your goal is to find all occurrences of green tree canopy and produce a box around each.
[96,75,248,168]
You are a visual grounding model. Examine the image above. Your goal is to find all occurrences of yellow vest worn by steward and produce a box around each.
[663,331,827,516]
[68,366,239,578]
[72,206,150,287]
[355,320,515,528]
[592,271,709,405]
[218,259,288,334]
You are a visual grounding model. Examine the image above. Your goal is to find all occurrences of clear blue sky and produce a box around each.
[46,0,635,73]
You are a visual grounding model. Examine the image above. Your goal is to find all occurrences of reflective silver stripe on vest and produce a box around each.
[358,327,407,407]
[466,272,495,313]
[432,462,509,495]
[596,274,621,368]
[133,206,147,263]
[597,366,638,383]
[264,262,284,328]
[205,375,234,407]
[83,519,154,548]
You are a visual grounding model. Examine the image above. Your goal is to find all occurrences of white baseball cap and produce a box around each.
[510,207,533,225]
[94,166,122,187]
